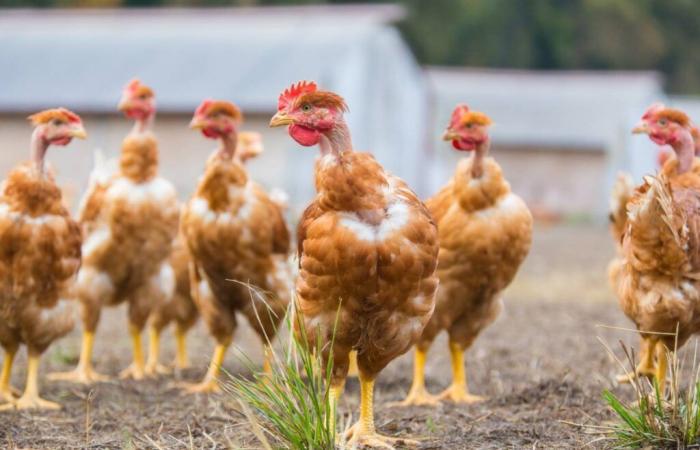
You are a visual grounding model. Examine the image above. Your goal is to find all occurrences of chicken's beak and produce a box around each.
[117,97,131,112]
[269,111,293,128]
[189,116,205,130]
[70,125,87,139]
[442,129,459,141]
[632,121,650,135]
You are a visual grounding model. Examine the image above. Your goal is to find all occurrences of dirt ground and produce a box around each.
[0,224,661,449]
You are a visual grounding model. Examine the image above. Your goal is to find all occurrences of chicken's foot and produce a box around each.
[119,325,146,380]
[389,348,437,407]
[344,375,419,449]
[0,349,19,403]
[145,327,171,376]
[0,355,60,410]
[436,341,485,404]
[180,342,229,394]
[617,338,656,383]
[48,331,110,384]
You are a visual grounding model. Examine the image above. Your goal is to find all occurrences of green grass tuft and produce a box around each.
[224,298,339,450]
[602,338,700,449]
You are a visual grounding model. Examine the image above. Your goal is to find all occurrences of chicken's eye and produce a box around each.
[465,123,473,129]
[139,94,148,100]
[658,119,668,127]
[52,119,64,126]
[301,104,312,112]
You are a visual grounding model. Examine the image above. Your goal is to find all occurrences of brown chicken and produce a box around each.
[144,131,273,375]
[180,100,291,393]
[50,80,179,383]
[0,108,85,409]
[616,104,700,391]
[269,81,439,448]
[397,105,532,407]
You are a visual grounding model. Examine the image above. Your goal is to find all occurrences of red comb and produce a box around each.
[449,104,470,128]
[61,108,81,123]
[642,102,665,120]
[195,99,214,116]
[278,81,317,111]
[126,78,142,93]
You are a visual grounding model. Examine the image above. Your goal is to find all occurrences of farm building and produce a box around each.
[427,67,664,218]
[0,5,683,219]
[0,5,428,217]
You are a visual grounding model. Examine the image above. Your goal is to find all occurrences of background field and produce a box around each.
[0,224,655,449]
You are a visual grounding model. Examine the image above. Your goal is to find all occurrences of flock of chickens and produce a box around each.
[0,77,691,448]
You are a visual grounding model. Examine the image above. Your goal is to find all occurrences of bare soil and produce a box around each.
[0,225,655,449]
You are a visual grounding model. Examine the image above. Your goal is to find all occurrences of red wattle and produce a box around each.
[50,136,72,146]
[452,139,476,151]
[289,124,321,146]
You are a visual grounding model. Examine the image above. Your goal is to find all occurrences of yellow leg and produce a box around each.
[390,348,437,407]
[655,342,668,395]
[0,349,18,402]
[347,350,359,378]
[345,374,418,449]
[262,344,273,375]
[329,380,345,441]
[145,327,171,376]
[175,327,189,369]
[437,341,485,404]
[1,354,60,410]
[617,337,655,383]
[181,342,229,394]
[48,331,110,384]
[119,325,145,380]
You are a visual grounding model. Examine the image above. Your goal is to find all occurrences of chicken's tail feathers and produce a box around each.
[89,148,118,187]
[269,188,289,210]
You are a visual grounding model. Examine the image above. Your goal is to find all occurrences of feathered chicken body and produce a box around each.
[270,81,438,448]
[617,104,700,390]
[179,100,291,393]
[145,132,271,375]
[399,105,532,406]
[51,80,179,383]
[0,108,85,409]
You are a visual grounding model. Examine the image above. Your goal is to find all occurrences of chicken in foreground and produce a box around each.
[270,81,439,448]
[0,108,85,409]
[179,100,291,393]
[397,105,532,406]
[50,80,179,383]
[615,104,700,391]
[144,131,273,375]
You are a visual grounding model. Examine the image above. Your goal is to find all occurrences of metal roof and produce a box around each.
[0,5,406,113]
[427,67,664,150]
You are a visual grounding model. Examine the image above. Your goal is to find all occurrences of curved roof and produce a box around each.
[0,5,406,113]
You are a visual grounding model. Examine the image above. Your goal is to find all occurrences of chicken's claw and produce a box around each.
[144,362,172,377]
[344,422,419,449]
[48,367,111,384]
[177,379,220,394]
[436,384,485,404]
[387,388,438,407]
[119,363,145,381]
[0,394,61,411]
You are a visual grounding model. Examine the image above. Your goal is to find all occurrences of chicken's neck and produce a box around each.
[131,112,155,135]
[669,128,695,174]
[315,151,389,212]
[319,121,353,157]
[29,128,49,177]
[217,132,238,160]
[470,138,490,179]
